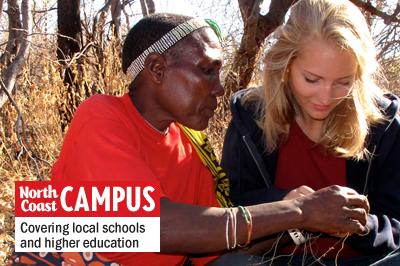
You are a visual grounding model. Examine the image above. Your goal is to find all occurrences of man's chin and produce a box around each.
[181,119,209,131]
[191,122,209,131]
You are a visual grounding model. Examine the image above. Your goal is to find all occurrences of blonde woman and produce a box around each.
[222,0,400,264]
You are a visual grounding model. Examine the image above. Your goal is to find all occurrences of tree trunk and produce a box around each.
[0,0,22,66]
[0,0,4,24]
[57,0,81,61]
[0,0,32,109]
[140,0,155,17]
[224,0,296,94]
[57,0,82,131]
[92,0,111,84]
[111,0,122,38]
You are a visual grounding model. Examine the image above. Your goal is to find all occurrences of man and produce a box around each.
[51,14,369,265]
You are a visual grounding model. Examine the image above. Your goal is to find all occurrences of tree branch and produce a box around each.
[224,0,295,94]
[350,0,400,24]
[257,0,296,44]
[32,7,57,14]
[93,0,111,39]
[140,0,155,17]
[0,78,48,180]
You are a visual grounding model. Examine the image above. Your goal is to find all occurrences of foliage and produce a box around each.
[0,32,129,263]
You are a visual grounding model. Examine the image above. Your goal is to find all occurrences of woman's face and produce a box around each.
[289,38,357,123]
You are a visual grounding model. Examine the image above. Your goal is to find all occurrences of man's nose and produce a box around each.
[211,80,224,97]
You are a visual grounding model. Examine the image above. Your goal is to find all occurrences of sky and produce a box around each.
[125,0,244,36]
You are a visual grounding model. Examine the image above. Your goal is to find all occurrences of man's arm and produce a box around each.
[160,185,369,253]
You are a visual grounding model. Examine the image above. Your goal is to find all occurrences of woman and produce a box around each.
[221,0,400,264]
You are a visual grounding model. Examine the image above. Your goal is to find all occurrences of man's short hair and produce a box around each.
[122,13,193,74]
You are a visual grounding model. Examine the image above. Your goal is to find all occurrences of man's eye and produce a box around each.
[304,77,318,83]
[201,67,214,75]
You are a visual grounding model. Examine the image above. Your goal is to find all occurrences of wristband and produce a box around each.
[288,229,307,245]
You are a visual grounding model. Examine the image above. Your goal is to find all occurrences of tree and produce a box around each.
[111,0,122,38]
[0,0,4,22]
[0,0,32,109]
[0,0,21,66]
[223,0,296,94]
[57,0,83,131]
[140,0,155,17]
[350,0,400,24]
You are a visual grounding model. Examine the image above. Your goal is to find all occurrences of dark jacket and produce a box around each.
[221,88,400,255]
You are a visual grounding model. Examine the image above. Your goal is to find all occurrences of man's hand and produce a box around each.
[296,185,369,236]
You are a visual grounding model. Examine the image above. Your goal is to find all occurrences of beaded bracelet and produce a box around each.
[237,206,253,247]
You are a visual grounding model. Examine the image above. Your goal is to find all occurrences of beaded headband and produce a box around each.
[126,18,212,80]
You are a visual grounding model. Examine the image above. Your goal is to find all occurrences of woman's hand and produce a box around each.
[284,185,315,200]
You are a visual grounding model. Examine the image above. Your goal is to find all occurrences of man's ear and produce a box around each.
[143,53,166,84]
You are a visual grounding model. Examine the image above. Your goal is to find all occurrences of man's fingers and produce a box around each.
[333,185,358,195]
[300,186,371,235]
[346,195,370,213]
[343,207,368,226]
[345,219,367,235]
[331,215,366,236]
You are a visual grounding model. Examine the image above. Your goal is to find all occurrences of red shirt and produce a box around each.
[52,94,219,266]
[275,121,359,258]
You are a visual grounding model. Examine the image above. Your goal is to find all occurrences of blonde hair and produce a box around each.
[244,0,385,159]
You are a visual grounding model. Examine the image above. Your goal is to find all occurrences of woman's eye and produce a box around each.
[333,80,354,89]
[338,81,351,86]
[304,77,318,83]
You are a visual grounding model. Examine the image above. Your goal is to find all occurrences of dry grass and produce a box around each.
[0,34,131,263]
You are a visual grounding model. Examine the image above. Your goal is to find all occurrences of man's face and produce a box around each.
[157,28,224,130]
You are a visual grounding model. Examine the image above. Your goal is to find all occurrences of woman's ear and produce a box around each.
[143,53,166,84]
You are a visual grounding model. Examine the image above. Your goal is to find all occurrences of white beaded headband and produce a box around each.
[126,18,210,80]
